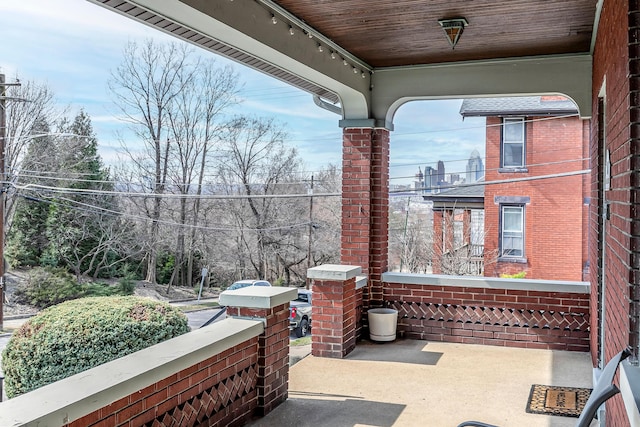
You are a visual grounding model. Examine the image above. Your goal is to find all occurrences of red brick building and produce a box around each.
[458,97,590,281]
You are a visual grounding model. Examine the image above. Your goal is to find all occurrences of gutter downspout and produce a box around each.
[590,0,604,54]
[313,95,342,115]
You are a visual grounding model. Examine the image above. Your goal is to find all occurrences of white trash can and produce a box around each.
[368,308,398,342]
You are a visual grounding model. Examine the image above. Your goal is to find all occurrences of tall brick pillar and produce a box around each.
[341,127,389,307]
[463,209,472,246]
[308,264,361,358]
[220,287,297,416]
[432,210,444,274]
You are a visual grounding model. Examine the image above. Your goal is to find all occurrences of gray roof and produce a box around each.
[459,96,578,117]
[422,180,485,209]
[429,181,485,199]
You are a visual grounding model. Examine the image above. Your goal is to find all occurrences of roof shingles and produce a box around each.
[459,96,578,117]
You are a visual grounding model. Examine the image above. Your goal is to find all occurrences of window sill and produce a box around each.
[497,256,528,264]
[620,360,640,426]
[498,167,528,173]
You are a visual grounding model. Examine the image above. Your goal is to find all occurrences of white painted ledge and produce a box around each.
[307,264,362,281]
[356,275,367,290]
[219,286,298,309]
[0,318,264,427]
[621,361,640,427]
[382,272,590,294]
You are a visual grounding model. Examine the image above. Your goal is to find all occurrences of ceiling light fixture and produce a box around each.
[330,51,336,59]
[289,26,294,35]
[271,14,277,24]
[317,44,323,53]
[438,18,468,49]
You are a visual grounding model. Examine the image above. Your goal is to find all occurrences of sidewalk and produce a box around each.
[1,315,30,335]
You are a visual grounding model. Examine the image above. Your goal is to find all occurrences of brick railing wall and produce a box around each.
[0,287,296,427]
[307,264,366,358]
[383,273,590,351]
[67,336,260,427]
[226,303,291,415]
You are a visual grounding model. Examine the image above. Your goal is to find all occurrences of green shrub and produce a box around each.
[117,275,136,295]
[13,267,137,308]
[500,271,527,279]
[2,296,189,398]
[14,267,84,308]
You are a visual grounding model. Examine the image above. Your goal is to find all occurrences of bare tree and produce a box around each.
[109,39,198,283]
[388,199,433,274]
[165,60,240,290]
[216,116,303,281]
[436,209,498,276]
[304,165,341,269]
[4,78,58,230]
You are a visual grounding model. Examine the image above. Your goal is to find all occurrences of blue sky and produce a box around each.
[0,0,486,185]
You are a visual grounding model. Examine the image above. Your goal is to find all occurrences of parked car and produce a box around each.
[225,279,272,291]
[289,289,312,338]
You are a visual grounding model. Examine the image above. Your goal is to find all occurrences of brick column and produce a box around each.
[432,210,443,274]
[220,287,297,416]
[308,264,361,358]
[342,127,389,307]
[463,209,471,246]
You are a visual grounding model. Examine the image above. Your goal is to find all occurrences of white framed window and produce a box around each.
[502,118,525,168]
[500,205,524,258]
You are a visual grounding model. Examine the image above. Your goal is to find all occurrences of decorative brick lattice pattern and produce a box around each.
[145,366,258,427]
[389,301,589,331]
[384,282,590,351]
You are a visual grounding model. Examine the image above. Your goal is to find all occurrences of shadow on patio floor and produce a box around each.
[347,339,443,365]
[249,339,593,427]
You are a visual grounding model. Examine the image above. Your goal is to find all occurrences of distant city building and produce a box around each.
[414,167,424,191]
[417,161,465,193]
[466,149,484,183]
[424,166,437,191]
[436,160,445,185]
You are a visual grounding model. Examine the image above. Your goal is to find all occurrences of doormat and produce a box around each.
[526,384,592,418]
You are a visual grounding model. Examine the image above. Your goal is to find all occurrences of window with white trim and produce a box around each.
[502,118,525,168]
[500,205,524,258]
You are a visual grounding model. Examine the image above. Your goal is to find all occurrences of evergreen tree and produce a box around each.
[42,110,118,277]
[5,118,57,267]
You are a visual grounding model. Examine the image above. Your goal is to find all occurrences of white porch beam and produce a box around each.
[88,0,371,120]
[375,54,592,124]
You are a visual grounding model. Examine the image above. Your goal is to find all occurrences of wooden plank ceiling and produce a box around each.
[273,0,596,67]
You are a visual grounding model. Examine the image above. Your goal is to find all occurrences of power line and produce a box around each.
[390,143,584,169]
[11,182,341,200]
[391,169,590,194]
[13,170,333,188]
[9,168,588,200]
[390,157,589,182]
[18,192,316,233]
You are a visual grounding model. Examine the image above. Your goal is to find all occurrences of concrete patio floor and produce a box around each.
[250,339,594,427]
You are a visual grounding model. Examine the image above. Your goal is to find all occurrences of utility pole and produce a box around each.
[399,196,411,272]
[0,74,7,331]
[306,175,314,289]
[0,74,22,331]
